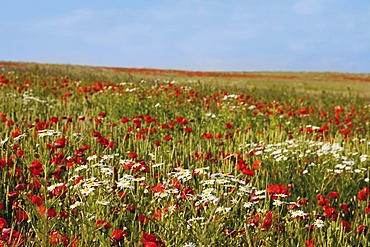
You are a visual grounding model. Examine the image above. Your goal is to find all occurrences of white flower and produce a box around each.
[183,242,197,247]
[80,187,95,196]
[313,219,324,228]
[201,179,215,185]
[101,167,114,175]
[243,202,253,209]
[201,188,215,196]
[290,210,308,218]
[70,201,83,209]
[0,137,8,146]
[215,178,230,185]
[167,205,177,213]
[47,183,65,192]
[72,132,84,138]
[215,206,231,214]
[152,163,164,168]
[38,130,61,137]
[116,179,134,190]
[360,155,368,162]
[75,164,88,171]
[14,133,27,141]
[154,191,169,198]
[193,166,209,175]
[101,154,114,160]
[96,200,110,206]
[87,154,98,161]
[272,200,284,206]
[133,176,145,182]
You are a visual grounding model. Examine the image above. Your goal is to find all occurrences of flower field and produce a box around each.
[0,63,369,246]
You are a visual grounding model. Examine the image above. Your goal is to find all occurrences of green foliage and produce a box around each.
[0,64,369,246]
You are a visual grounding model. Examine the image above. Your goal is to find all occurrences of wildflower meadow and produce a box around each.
[0,62,369,246]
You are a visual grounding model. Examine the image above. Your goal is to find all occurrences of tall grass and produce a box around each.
[0,64,369,246]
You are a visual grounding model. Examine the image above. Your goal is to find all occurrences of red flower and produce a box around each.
[317,194,329,207]
[340,203,349,214]
[251,159,261,170]
[8,191,19,199]
[111,229,128,241]
[358,187,369,201]
[324,206,338,221]
[50,230,61,245]
[266,184,289,199]
[47,208,57,218]
[225,123,234,129]
[304,238,315,247]
[141,232,165,247]
[29,160,44,177]
[120,117,129,124]
[261,211,273,231]
[242,168,255,177]
[128,152,138,159]
[15,210,28,223]
[54,138,67,148]
[0,218,8,229]
[152,209,163,221]
[11,130,21,138]
[203,133,213,139]
[95,219,111,230]
[341,220,351,232]
[50,116,58,123]
[356,225,368,235]
[329,191,339,199]
[164,135,172,141]
[138,214,150,223]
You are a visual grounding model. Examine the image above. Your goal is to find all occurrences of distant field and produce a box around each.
[1,61,370,97]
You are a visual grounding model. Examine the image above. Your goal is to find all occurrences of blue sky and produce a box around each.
[1,1,369,72]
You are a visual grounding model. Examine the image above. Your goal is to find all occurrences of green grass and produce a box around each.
[0,62,369,246]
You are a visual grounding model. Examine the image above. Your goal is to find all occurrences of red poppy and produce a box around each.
[50,116,58,123]
[164,135,172,141]
[304,238,315,247]
[329,191,339,199]
[358,187,369,201]
[29,160,44,177]
[340,220,351,232]
[128,152,138,159]
[50,230,61,245]
[138,214,150,223]
[15,210,28,223]
[356,225,368,235]
[54,138,67,148]
[340,203,349,214]
[261,211,273,231]
[266,184,289,199]
[203,133,213,139]
[242,168,255,176]
[141,232,165,247]
[111,229,129,241]
[95,219,111,230]
[225,123,234,129]
[0,218,8,229]
[324,206,338,221]
[317,194,329,207]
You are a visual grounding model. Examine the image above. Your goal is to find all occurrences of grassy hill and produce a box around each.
[1,61,370,97]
